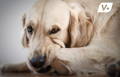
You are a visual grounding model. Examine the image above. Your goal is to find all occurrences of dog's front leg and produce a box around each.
[51,47,118,76]
[1,62,30,73]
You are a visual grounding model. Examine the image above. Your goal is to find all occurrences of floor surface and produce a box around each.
[0,73,108,77]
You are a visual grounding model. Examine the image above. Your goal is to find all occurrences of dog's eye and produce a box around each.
[49,27,60,35]
[27,25,33,34]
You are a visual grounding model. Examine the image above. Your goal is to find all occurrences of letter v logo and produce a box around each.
[97,2,113,13]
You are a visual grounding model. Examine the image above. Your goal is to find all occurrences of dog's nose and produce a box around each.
[29,56,46,68]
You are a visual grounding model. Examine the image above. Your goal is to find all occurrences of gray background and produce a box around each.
[0,0,36,65]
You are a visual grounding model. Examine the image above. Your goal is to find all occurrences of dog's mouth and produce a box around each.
[26,39,66,73]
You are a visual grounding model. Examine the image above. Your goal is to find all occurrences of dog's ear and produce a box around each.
[21,14,29,48]
[68,3,94,47]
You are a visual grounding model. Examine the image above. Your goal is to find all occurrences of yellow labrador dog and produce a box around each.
[1,0,120,76]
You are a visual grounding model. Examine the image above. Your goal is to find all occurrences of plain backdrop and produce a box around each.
[0,0,36,65]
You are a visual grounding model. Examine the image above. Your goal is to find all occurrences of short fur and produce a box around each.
[1,0,120,76]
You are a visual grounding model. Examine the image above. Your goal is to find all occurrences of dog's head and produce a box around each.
[21,0,94,73]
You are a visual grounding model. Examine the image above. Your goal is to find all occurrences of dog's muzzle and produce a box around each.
[28,56,51,73]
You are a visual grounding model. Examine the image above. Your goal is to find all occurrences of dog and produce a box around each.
[1,0,120,76]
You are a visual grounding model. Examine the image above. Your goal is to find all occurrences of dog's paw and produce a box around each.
[0,65,10,73]
[106,61,120,77]
[0,65,3,74]
[0,65,17,73]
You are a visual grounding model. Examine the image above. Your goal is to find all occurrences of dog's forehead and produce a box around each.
[42,0,70,30]
[26,0,70,30]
